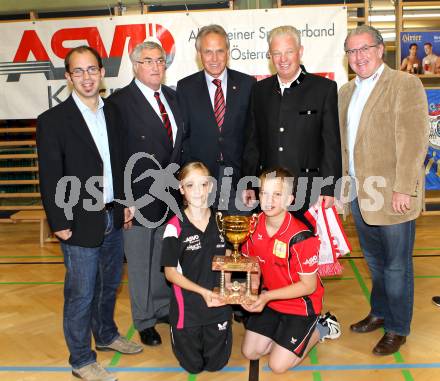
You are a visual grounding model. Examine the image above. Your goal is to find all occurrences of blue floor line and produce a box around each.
[1,363,440,373]
[0,365,245,372]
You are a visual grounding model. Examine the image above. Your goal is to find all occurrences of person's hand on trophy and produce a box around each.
[241,290,269,313]
[201,289,227,308]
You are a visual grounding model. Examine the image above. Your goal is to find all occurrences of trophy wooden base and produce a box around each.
[212,255,259,272]
[212,255,260,305]
[213,284,258,305]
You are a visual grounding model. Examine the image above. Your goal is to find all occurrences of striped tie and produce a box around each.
[212,79,225,130]
[154,91,173,145]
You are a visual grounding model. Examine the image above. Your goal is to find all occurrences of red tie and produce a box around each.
[212,79,225,130]
[154,91,173,145]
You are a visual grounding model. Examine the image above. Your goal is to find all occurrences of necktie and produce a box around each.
[212,79,226,130]
[154,91,173,145]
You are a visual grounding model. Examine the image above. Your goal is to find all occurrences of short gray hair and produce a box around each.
[344,25,384,51]
[268,26,301,49]
[130,41,165,62]
[195,24,230,51]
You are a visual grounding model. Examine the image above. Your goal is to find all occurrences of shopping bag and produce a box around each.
[305,201,352,277]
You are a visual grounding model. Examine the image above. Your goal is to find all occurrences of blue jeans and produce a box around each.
[351,198,415,336]
[61,210,124,369]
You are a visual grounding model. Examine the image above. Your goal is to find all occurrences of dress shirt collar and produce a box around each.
[72,90,104,113]
[276,65,307,95]
[355,63,385,87]
[135,78,162,98]
[204,69,227,85]
[277,66,302,88]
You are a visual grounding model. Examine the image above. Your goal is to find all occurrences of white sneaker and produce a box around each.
[318,311,341,342]
[72,362,117,381]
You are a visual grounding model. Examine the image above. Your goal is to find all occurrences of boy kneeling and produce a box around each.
[241,168,340,374]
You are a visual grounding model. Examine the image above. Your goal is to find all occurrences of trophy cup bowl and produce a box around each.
[212,212,260,304]
[216,214,257,261]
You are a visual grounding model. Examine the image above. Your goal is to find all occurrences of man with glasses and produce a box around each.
[107,41,183,347]
[37,45,142,381]
[339,25,429,355]
[242,25,341,221]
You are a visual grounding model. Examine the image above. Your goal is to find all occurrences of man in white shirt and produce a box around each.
[338,25,429,356]
[37,46,142,381]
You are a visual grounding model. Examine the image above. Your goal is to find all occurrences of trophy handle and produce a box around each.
[249,213,259,235]
[216,212,224,234]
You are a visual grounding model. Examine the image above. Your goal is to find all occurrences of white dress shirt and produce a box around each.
[72,90,114,203]
[347,63,385,177]
[134,79,178,145]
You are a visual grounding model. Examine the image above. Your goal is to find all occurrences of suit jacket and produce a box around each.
[242,68,341,197]
[107,80,183,226]
[338,64,429,225]
[37,96,125,247]
[177,68,256,186]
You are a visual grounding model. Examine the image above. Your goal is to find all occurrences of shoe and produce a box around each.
[372,332,406,356]
[350,314,384,333]
[72,362,117,381]
[432,296,440,307]
[318,311,341,341]
[139,326,162,346]
[157,315,170,324]
[96,336,143,354]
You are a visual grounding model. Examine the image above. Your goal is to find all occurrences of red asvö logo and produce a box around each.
[0,23,176,82]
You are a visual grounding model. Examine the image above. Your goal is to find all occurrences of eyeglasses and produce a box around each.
[69,66,100,77]
[136,58,166,67]
[345,44,378,56]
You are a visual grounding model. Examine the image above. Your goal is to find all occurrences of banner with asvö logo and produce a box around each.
[0,6,347,119]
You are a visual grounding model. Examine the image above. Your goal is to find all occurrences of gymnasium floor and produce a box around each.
[0,215,439,381]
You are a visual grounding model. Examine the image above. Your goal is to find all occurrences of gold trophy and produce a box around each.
[212,212,260,304]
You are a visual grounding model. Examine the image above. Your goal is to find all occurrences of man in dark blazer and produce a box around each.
[107,41,183,347]
[242,25,341,216]
[37,46,142,381]
[177,24,256,212]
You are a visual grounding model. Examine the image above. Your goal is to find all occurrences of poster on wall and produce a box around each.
[425,88,440,190]
[400,31,440,75]
[0,6,347,119]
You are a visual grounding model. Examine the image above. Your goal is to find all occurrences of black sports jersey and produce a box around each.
[161,209,232,328]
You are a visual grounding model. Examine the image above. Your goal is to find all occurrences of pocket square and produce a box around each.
[299,110,317,115]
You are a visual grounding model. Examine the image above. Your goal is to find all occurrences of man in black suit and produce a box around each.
[177,24,256,212]
[37,46,142,381]
[107,41,183,347]
[242,25,341,216]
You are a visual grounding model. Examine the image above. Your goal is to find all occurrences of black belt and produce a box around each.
[300,168,319,174]
[105,202,114,210]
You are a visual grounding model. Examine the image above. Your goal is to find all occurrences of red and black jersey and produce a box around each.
[242,212,323,316]
[161,209,232,328]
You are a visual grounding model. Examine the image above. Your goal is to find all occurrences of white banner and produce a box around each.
[0,7,347,119]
